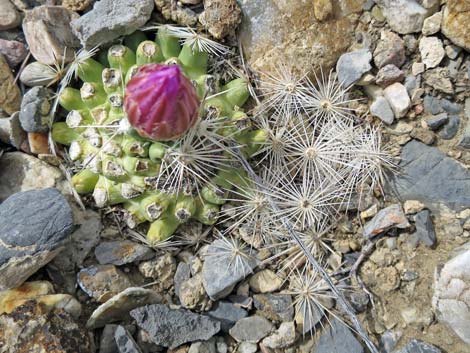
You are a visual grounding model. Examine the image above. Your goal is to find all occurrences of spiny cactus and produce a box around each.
[51,26,264,244]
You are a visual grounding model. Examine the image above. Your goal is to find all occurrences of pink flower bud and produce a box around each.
[124,64,200,141]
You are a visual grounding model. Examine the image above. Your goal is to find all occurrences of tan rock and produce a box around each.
[314,0,333,21]
[28,131,50,154]
[238,0,364,77]
[62,0,95,11]
[22,6,80,65]
[249,269,282,293]
[0,0,21,30]
[0,281,54,314]
[199,0,241,39]
[0,53,21,115]
[442,0,470,51]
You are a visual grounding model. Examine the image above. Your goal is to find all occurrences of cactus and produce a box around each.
[52,27,264,244]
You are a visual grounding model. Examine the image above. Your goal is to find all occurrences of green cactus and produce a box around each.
[52,27,265,245]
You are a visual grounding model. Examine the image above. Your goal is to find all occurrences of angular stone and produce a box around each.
[394,339,442,353]
[179,273,209,310]
[314,319,363,353]
[19,86,52,133]
[0,112,28,149]
[95,240,154,266]
[0,302,93,353]
[412,209,436,247]
[433,243,470,344]
[422,11,442,36]
[373,30,406,69]
[0,38,27,67]
[71,0,154,48]
[115,325,143,353]
[22,6,80,65]
[0,0,21,30]
[199,0,241,39]
[441,0,470,51]
[384,83,411,118]
[130,304,220,349]
[238,0,364,77]
[253,293,294,322]
[387,141,470,210]
[262,321,296,349]
[62,0,95,11]
[424,113,448,130]
[202,239,257,300]
[336,49,372,87]
[138,253,176,291]
[419,36,445,69]
[0,53,21,115]
[249,269,282,293]
[410,127,435,145]
[376,64,405,87]
[423,67,453,94]
[376,0,428,34]
[370,96,395,125]
[77,264,134,302]
[87,287,162,329]
[229,316,273,343]
[0,189,74,290]
[363,204,410,239]
[189,339,216,353]
[438,115,459,140]
[207,301,248,332]
[0,152,65,201]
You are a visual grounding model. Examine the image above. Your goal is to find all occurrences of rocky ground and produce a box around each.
[0,0,470,353]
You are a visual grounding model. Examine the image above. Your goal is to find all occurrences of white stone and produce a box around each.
[419,36,445,69]
[433,243,470,343]
[422,11,442,36]
[411,62,425,76]
[384,83,411,118]
[376,0,428,34]
[403,200,425,214]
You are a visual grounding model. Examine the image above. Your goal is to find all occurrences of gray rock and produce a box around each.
[458,99,470,148]
[376,64,405,87]
[77,264,134,302]
[438,115,459,140]
[370,96,395,125]
[404,75,418,95]
[0,0,21,30]
[432,243,470,344]
[384,83,411,118]
[115,325,143,353]
[336,49,372,87]
[229,316,273,343]
[130,304,220,349]
[393,339,442,353]
[207,301,248,332]
[0,112,27,149]
[380,330,402,353]
[440,99,462,114]
[87,287,162,329]
[19,86,52,133]
[387,140,470,210]
[373,30,406,69]
[100,324,120,353]
[363,204,410,239]
[262,321,296,349]
[253,294,294,322]
[0,152,65,201]
[314,319,363,353]
[22,6,80,65]
[0,188,74,290]
[188,339,217,353]
[348,291,370,313]
[174,262,191,297]
[412,209,436,248]
[95,240,154,266]
[376,0,428,34]
[424,113,448,130]
[48,208,101,294]
[71,0,154,48]
[423,95,443,115]
[202,239,257,300]
[419,36,445,69]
